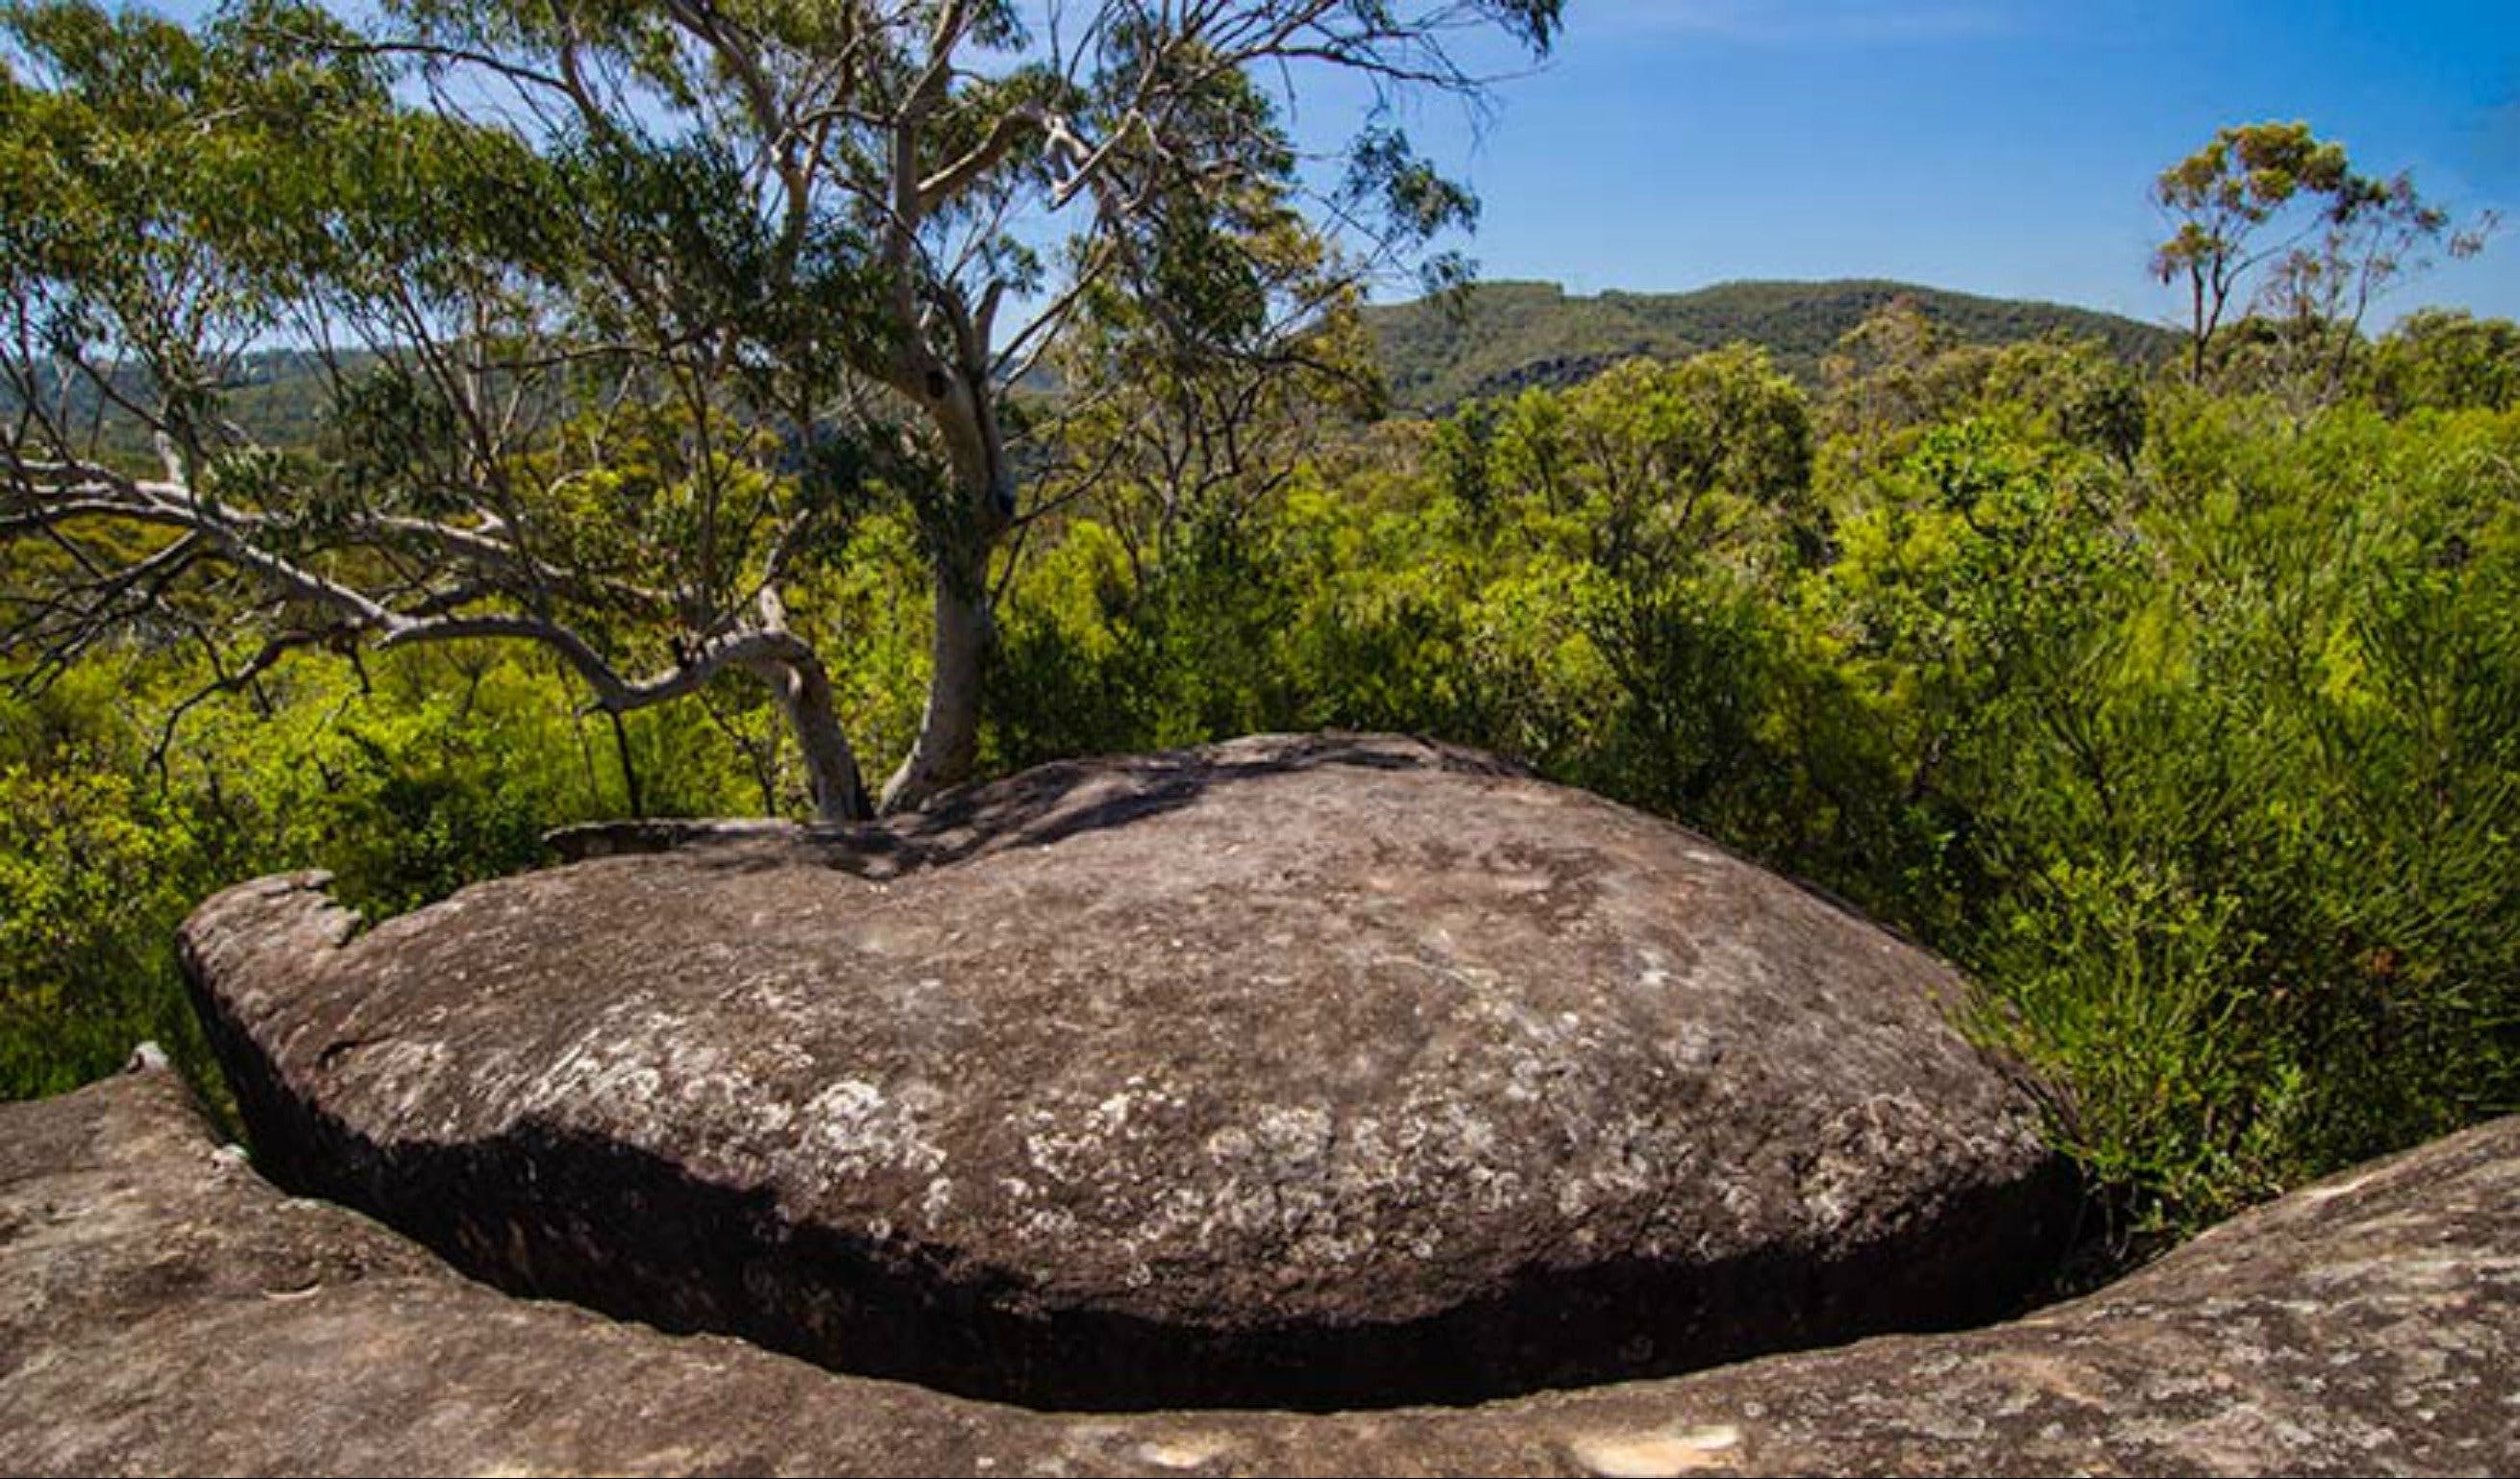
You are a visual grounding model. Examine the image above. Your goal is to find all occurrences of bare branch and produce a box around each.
[918,104,1044,216]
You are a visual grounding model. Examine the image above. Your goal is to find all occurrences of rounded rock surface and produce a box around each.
[10,1065,2516,1477]
[179,732,2073,1408]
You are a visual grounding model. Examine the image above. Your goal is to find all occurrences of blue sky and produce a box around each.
[114,0,2516,327]
[1333,0,2519,325]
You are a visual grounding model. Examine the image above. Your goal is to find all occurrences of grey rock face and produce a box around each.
[3,1063,2513,1477]
[179,733,2071,1408]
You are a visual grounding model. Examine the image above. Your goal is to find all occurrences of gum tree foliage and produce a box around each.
[0,0,1559,818]
[1016,219,1386,595]
[2150,119,2493,399]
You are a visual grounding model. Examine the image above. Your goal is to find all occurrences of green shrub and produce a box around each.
[10,344,2515,1253]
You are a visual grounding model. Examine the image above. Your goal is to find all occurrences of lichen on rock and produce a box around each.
[179,732,2074,1409]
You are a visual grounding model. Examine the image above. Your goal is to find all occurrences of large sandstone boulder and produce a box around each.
[179,733,2071,1408]
[4,1059,2512,1476]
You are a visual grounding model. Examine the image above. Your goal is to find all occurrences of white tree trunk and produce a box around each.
[725,650,871,831]
[763,651,871,823]
[881,367,1010,814]
[879,555,990,813]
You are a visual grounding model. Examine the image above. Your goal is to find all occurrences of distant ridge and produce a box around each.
[36,281,2180,456]
[1364,279,2179,413]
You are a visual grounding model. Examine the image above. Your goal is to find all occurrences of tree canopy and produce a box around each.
[2151,118,2495,402]
[1,0,1561,817]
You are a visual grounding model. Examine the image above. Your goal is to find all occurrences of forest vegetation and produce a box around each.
[1365,277,2180,410]
[2,2,2514,1246]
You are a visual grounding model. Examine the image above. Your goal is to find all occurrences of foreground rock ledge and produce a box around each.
[4,1063,2513,1477]
[180,733,2070,1409]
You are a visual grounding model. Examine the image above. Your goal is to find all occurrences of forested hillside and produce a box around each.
[1367,279,2181,410]
[33,280,2175,453]
[18,348,358,468]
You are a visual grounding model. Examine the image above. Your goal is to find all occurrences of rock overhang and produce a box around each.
[7,1058,2514,1475]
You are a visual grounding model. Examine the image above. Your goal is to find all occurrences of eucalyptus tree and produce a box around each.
[1,0,1559,817]
[2152,120,2492,399]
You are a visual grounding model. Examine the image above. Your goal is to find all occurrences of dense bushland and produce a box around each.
[7,305,2516,1240]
